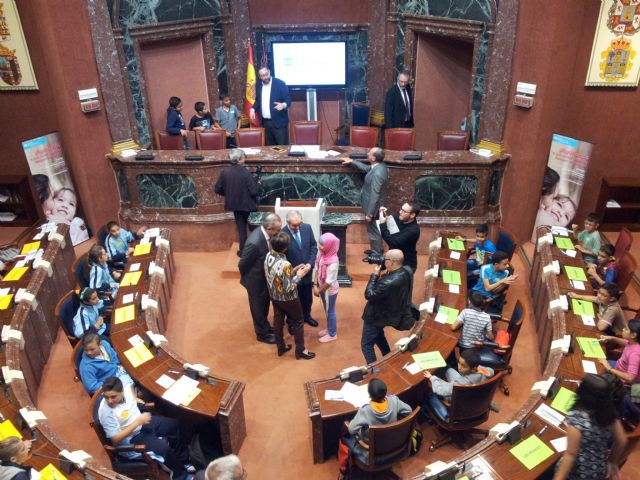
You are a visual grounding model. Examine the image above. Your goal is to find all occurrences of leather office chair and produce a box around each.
[436,130,470,151]
[617,253,637,302]
[96,225,108,247]
[345,407,420,473]
[89,390,172,480]
[476,300,525,395]
[71,340,84,384]
[425,371,505,450]
[195,130,226,150]
[291,120,322,145]
[236,127,265,147]
[72,253,89,288]
[496,227,518,261]
[335,102,371,143]
[155,131,185,150]
[613,227,633,262]
[350,126,379,148]
[384,128,416,151]
[55,290,80,347]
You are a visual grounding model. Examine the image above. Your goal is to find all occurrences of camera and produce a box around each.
[362,253,386,270]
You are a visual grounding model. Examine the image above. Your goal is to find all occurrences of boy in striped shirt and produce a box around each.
[451,291,494,350]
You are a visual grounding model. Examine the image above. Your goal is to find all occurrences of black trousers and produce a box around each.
[130,415,189,478]
[263,118,289,145]
[233,211,250,252]
[244,284,271,337]
[297,282,313,321]
[272,298,306,354]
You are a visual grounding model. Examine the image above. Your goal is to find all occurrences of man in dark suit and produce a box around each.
[238,213,282,344]
[250,67,291,146]
[214,149,260,255]
[281,210,318,327]
[342,147,389,254]
[384,70,414,129]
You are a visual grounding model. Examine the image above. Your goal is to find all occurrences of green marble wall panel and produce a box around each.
[414,175,478,210]
[136,174,198,208]
[488,169,502,206]
[110,0,224,144]
[116,168,130,203]
[258,173,364,207]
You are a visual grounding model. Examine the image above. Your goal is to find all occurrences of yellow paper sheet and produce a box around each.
[120,270,142,287]
[0,419,22,440]
[39,463,68,480]
[133,243,152,256]
[0,294,13,310]
[20,241,41,255]
[181,387,202,406]
[3,266,29,282]
[114,304,136,324]
[123,343,154,368]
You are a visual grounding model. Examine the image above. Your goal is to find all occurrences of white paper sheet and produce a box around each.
[571,280,586,290]
[127,334,144,347]
[239,147,260,155]
[384,215,400,235]
[144,227,160,238]
[551,226,570,236]
[534,403,566,427]
[563,249,577,258]
[122,293,134,304]
[129,263,141,272]
[581,315,596,327]
[156,374,176,389]
[32,232,45,240]
[340,382,370,408]
[550,437,568,452]
[582,360,598,374]
[434,312,448,324]
[449,251,461,260]
[161,375,200,405]
[324,390,343,401]
[0,288,10,296]
[406,362,424,375]
[448,284,460,294]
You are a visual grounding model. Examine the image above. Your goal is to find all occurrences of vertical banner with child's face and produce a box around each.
[532,134,594,239]
[22,132,90,245]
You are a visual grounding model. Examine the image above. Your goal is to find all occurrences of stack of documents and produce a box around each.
[162,375,201,406]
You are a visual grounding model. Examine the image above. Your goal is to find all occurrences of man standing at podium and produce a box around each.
[384,70,414,129]
[342,147,389,255]
[250,67,291,145]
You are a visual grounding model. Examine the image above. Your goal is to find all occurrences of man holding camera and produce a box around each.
[378,202,420,272]
[360,249,413,364]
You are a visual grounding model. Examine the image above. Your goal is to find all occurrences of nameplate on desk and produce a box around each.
[403,152,422,161]
[1,366,24,384]
[185,154,204,161]
[135,152,155,161]
[141,294,158,311]
[59,449,93,470]
[19,408,46,428]
[348,152,368,159]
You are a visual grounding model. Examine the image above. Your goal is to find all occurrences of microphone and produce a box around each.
[31,451,74,474]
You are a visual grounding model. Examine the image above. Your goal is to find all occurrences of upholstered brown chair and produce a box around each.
[236,127,265,147]
[384,128,416,151]
[55,290,80,347]
[346,406,420,473]
[425,371,505,450]
[496,226,519,261]
[335,102,371,142]
[155,131,185,150]
[350,126,379,148]
[613,227,633,262]
[436,130,470,151]
[196,129,226,150]
[291,120,322,145]
[617,252,637,294]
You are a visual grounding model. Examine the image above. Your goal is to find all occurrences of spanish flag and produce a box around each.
[245,42,258,126]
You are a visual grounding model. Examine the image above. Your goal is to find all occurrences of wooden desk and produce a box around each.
[108,230,247,456]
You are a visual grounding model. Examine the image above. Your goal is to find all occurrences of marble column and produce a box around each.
[224,0,251,108]
[477,0,519,144]
[86,0,138,146]
[368,0,390,112]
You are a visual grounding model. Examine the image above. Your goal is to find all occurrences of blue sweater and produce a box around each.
[73,300,107,338]
[79,340,132,394]
[166,107,185,135]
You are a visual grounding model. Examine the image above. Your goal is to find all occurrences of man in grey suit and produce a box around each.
[238,213,282,344]
[342,147,389,254]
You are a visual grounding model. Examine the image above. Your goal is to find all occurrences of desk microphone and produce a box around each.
[31,451,74,474]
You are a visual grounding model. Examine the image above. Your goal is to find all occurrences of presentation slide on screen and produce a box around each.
[273,42,346,87]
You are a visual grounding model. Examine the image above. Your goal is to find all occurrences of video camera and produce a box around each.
[362,253,386,270]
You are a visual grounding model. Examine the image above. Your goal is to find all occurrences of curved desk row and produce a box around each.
[109,148,509,250]
[108,229,246,456]
[1,224,118,479]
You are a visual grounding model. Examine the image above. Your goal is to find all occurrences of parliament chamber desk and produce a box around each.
[108,229,246,456]
[304,232,469,464]
[108,147,509,250]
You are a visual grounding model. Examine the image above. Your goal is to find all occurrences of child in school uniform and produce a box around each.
[72,287,108,338]
[214,93,241,148]
[450,291,494,351]
[313,233,340,343]
[424,348,494,401]
[86,244,119,306]
[188,101,215,131]
[572,212,601,264]
[104,221,147,269]
[587,244,618,289]
[165,96,189,150]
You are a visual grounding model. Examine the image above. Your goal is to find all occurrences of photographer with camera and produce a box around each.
[360,249,413,364]
[378,202,420,272]
[215,149,261,256]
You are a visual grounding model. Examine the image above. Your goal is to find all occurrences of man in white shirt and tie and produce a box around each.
[250,67,292,145]
[384,69,414,129]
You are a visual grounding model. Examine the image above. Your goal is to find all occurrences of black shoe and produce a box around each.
[278,344,292,356]
[304,317,319,327]
[296,350,316,360]
[256,333,276,345]
[363,249,373,255]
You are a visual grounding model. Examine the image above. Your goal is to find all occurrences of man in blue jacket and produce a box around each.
[250,67,291,145]
[78,332,134,395]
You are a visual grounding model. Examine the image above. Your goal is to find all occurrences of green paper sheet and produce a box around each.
[576,337,607,359]
[571,299,595,317]
[564,266,587,282]
[438,306,460,324]
[411,351,447,370]
[550,387,577,415]
[554,237,575,250]
[442,269,462,285]
[447,238,466,251]
[509,435,555,470]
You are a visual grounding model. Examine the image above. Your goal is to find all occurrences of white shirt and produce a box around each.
[98,386,141,445]
[260,79,273,119]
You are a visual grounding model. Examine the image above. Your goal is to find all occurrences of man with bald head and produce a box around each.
[342,147,389,255]
[238,213,282,344]
[360,249,413,364]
